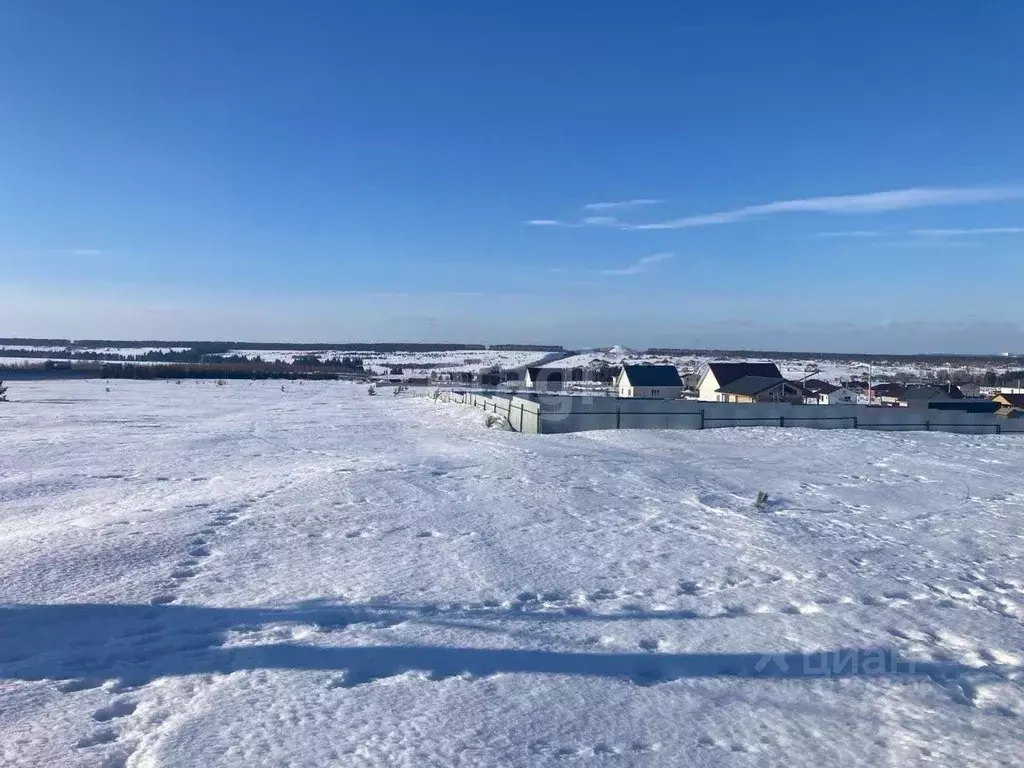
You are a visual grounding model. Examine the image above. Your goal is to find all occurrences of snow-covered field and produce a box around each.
[228,349,553,374]
[1,380,1022,767]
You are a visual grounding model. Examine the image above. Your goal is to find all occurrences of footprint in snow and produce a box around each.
[76,728,118,748]
[92,699,137,723]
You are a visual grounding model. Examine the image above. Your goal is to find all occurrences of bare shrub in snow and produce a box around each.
[0,380,8,402]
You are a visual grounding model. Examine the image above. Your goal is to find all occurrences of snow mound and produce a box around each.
[606,345,635,357]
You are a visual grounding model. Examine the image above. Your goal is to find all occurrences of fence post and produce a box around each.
[853,415,858,429]
[779,416,785,428]
[925,420,931,432]
[616,407,620,429]
[700,409,705,430]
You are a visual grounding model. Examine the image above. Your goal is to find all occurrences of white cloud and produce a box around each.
[600,252,674,276]
[583,198,664,212]
[581,216,619,226]
[57,248,104,256]
[526,219,564,227]
[624,186,1024,231]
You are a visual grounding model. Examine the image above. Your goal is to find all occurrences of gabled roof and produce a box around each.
[705,362,783,388]
[814,382,842,395]
[525,367,563,381]
[621,364,683,387]
[717,375,790,397]
[802,378,831,392]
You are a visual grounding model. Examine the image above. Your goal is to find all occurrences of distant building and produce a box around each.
[869,382,906,405]
[958,383,982,398]
[900,383,964,408]
[804,381,858,405]
[615,364,683,399]
[524,367,564,391]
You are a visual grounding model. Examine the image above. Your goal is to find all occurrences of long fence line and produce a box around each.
[436,390,1021,436]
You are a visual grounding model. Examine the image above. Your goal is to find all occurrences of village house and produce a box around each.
[615,364,683,399]
[696,362,802,403]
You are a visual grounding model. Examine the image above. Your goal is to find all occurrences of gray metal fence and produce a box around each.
[436,390,1021,436]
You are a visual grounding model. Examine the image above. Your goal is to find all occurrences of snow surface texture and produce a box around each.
[1,380,1022,767]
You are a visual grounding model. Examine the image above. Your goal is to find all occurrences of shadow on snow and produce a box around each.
[0,601,1003,694]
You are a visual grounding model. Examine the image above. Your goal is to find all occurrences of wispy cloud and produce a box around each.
[878,239,981,249]
[529,186,1024,233]
[57,248,104,256]
[600,252,674,276]
[626,186,1024,231]
[816,226,1024,243]
[910,226,1024,237]
[816,230,885,238]
[583,198,664,212]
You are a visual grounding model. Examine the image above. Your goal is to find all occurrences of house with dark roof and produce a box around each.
[524,367,564,391]
[868,382,906,405]
[697,362,792,402]
[616,364,683,399]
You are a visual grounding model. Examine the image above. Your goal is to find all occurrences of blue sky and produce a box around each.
[2,1,1023,352]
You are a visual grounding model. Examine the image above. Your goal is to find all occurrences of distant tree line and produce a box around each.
[488,344,564,351]
[0,339,493,353]
[96,363,353,381]
[0,338,573,353]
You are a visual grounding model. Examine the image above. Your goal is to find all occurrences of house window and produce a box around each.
[651,389,660,397]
